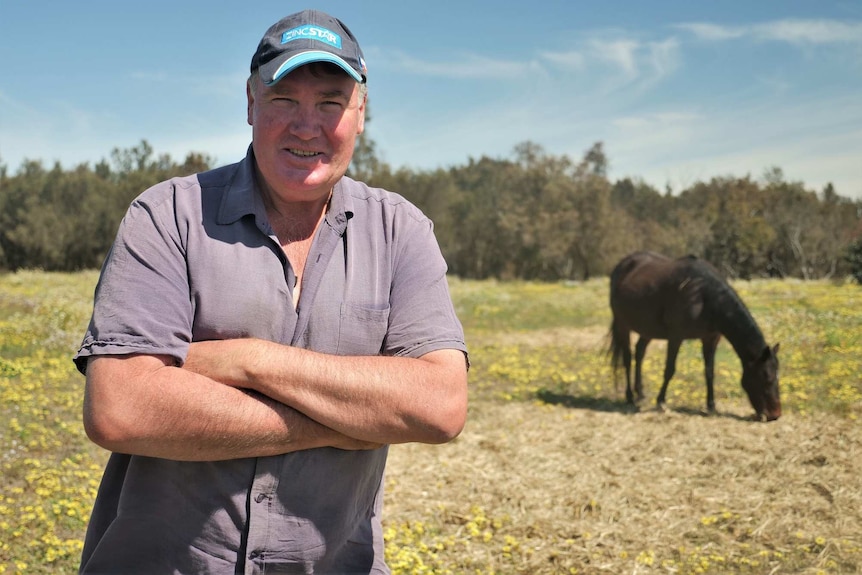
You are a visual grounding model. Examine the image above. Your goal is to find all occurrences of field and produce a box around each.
[1,271,860,574]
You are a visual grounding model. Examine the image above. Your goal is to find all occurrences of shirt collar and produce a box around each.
[217,145,265,225]
[325,179,353,235]
[218,145,354,233]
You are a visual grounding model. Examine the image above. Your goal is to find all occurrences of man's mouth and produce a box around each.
[289,148,319,157]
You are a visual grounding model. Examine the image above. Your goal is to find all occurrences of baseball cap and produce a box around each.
[250,9,367,85]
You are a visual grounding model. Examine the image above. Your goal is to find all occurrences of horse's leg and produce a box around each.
[622,332,635,406]
[701,334,720,414]
[656,338,682,411]
[634,336,650,405]
[612,321,636,406]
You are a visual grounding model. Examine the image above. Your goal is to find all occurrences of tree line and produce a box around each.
[2,137,861,282]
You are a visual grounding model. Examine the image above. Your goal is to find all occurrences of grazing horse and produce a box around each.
[608,251,781,421]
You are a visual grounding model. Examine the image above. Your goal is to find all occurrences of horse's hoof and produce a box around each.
[656,402,668,413]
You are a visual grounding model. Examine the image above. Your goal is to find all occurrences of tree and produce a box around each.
[504,142,578,279]
[0,141,214,271]
[447,156,519,278]
[846,238,862,284]
[568,144,617,279]
[2,162,112,270]
[349,103,384,182]
[3,137,860,278]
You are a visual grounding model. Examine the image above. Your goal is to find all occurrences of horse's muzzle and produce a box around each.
[761,408,781,422]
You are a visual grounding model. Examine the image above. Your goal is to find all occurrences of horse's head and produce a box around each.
[741,343,781,421]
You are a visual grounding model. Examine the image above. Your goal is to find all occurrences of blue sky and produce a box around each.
[2,1,861,198]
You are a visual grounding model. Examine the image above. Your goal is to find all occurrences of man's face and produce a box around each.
[247,64,366,203]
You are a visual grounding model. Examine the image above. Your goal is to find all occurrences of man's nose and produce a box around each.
[288,107,320,140]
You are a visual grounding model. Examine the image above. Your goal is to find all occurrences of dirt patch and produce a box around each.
[386,399,862,573]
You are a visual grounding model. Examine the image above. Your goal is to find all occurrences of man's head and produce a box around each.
[250,9,367,86]
[246,10,367,204]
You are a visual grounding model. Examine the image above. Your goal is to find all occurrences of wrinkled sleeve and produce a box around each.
[384,212,468,365]
[74,184,192,374]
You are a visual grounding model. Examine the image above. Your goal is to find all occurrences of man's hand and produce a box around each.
[83,353,382,461]
[183,338,468,446]
[183,339,253,388]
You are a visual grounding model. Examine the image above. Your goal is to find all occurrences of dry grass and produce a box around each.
[383,278,862,574]
[387,382,862,574]
[1,273,860,574]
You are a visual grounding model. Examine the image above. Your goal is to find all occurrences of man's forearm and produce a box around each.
[184,339,468,445]
[84,355,380,461]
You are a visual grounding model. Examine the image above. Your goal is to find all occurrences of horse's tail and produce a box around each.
[606,321,627,392]
[607,319,626,373]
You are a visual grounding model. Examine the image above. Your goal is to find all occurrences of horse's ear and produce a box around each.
[772,343,780,356]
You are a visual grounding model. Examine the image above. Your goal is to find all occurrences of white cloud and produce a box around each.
[674,23,745,41]
[577,36,682,98]
[753,19,862,44]
[539,49,586,70]
[676,18,862,45]
[612,111,700,131]
[379,31,681,86]
[376,48,533,79]
[603,93,862,198]
[647,38,681,78]
[590,39,640,77]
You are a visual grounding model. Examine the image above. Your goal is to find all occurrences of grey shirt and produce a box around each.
[74,149,467,574]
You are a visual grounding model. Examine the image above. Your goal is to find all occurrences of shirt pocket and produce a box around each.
[336,303,390,355]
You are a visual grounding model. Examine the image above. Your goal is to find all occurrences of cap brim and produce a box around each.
[262,51,364,85]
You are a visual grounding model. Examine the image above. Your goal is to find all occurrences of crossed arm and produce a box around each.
[83,343,468,462]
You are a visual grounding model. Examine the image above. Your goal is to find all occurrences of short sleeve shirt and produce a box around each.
[74,148,467,575]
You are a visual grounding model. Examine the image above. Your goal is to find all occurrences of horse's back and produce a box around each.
[610,251,678,304]
[610,252,715,339]
[611,251,673,279]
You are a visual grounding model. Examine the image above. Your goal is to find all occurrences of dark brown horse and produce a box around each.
[608,251,781,420]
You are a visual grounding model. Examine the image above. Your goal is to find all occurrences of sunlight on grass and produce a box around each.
[1,271,105,575]
[1,272,860,574]
[457,277,862,419]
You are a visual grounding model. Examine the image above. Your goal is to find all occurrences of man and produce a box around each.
[74,9,468,574]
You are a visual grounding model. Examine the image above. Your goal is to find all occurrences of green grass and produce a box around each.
[455,276,862,418]
[0,271,102,574]
[452,277,610,332]
[1,272,860,574]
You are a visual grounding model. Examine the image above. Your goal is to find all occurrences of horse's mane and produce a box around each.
[685,256,766,357]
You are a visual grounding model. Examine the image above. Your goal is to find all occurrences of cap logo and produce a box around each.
[281,25,342,49]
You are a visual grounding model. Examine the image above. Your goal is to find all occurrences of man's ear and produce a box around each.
[357,92,367,135]
[246,79,255,126]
